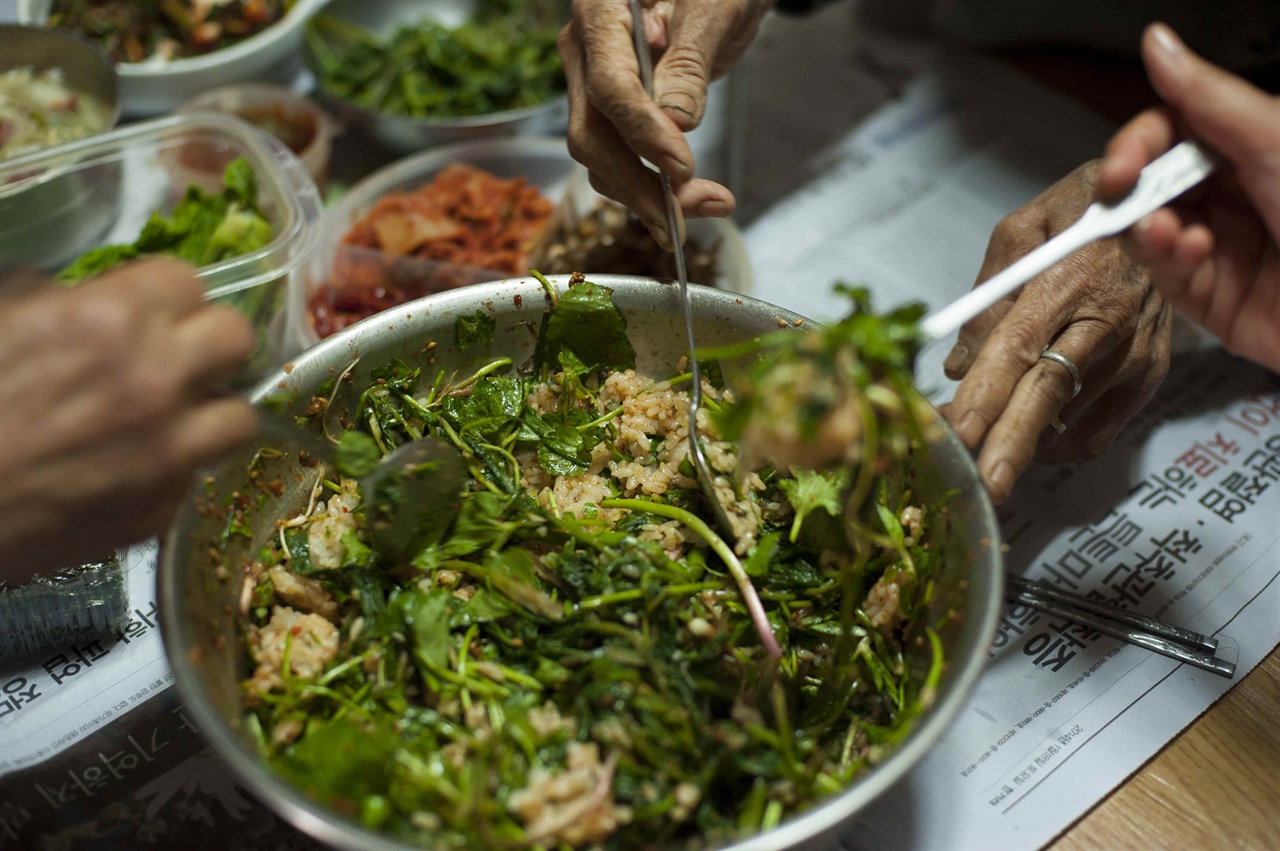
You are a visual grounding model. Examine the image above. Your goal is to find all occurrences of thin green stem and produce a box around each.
[601,498,781,659]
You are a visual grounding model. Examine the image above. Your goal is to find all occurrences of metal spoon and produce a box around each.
[628,0,739,544]
[255,410,467,560]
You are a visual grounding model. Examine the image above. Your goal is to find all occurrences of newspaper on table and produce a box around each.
[744,49,1280,850]
[1,47,1278,851]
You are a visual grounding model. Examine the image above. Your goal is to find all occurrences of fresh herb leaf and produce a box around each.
[456,309,496,350]
[744,532,781,579]
[534,278,636,371]
[780,468,850,542]
[334,431,381,478]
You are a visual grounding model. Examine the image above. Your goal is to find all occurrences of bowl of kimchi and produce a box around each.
[283,137,752,357]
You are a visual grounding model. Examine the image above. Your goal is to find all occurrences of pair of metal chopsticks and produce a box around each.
[1006,574,1236,678]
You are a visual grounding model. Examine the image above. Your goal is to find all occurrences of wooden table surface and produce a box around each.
[1048,645,1280,849]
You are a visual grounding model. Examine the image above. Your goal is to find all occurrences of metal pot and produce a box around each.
[159,275,1003,850]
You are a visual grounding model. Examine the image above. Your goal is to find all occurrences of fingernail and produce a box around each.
[1150,23,1183,56]
[985,460,1014,505]
[1135,214,1153,236]
[943,343,969,376]
[694,200,729,218]
[660,155,691,179]
[1149,24,1188,70]
[957,411,985,447]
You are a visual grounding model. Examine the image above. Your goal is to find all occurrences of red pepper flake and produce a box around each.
[514,294,523,308]
[299,451,319,468]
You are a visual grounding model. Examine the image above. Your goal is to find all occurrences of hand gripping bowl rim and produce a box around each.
[159,274,1003,851]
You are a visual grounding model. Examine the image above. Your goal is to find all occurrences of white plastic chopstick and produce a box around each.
[920,140,1217,342]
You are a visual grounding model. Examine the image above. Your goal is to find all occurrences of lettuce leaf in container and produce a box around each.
[59,158,272,282]
[58,158,278,376]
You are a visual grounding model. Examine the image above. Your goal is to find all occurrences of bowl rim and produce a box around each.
[16,0,328,76]
[161,275,1003,851]
[0,22,122,131]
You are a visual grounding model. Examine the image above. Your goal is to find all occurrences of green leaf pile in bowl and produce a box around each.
[306,0,566,119]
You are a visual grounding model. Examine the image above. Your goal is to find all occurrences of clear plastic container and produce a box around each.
[283,136,751,356]
[0,112,325,374]
[0,552,129,663]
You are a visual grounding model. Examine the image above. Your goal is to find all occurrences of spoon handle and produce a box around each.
[919,140,1217,342]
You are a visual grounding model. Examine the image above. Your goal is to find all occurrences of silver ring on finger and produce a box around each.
[1039,348,1082,399]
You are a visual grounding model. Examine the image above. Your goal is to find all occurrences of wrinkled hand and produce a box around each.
[558,0,772,248]
[942,162,1172,504]
[0,259,257,581]
[1098,24,1280,373]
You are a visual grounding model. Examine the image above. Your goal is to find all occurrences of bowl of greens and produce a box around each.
[159,274,1002,850]
[304,0,569,154]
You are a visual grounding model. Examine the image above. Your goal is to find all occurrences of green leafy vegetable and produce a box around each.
[57,157,279,376]
[235,277,947,851]
[534,276,636,371]
[455,309,496,350]
[333,431,382,478]
[307,1,566,120]
[780,468,851,542]
[59,157,272,282]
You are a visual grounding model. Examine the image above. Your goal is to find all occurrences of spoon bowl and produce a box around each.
[254,409,467,559]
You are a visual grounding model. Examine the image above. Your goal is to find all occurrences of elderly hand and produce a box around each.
[558,0,773,248]
[0,258,257,581]
[1098,24,1280,374]
[942,161,1173,505]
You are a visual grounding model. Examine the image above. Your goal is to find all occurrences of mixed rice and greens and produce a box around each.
[232,275,948,849]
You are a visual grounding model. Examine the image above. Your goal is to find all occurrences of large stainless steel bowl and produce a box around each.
[159,275,1002,851]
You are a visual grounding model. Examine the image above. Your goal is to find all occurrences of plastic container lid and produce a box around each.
[0,111,324,301]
